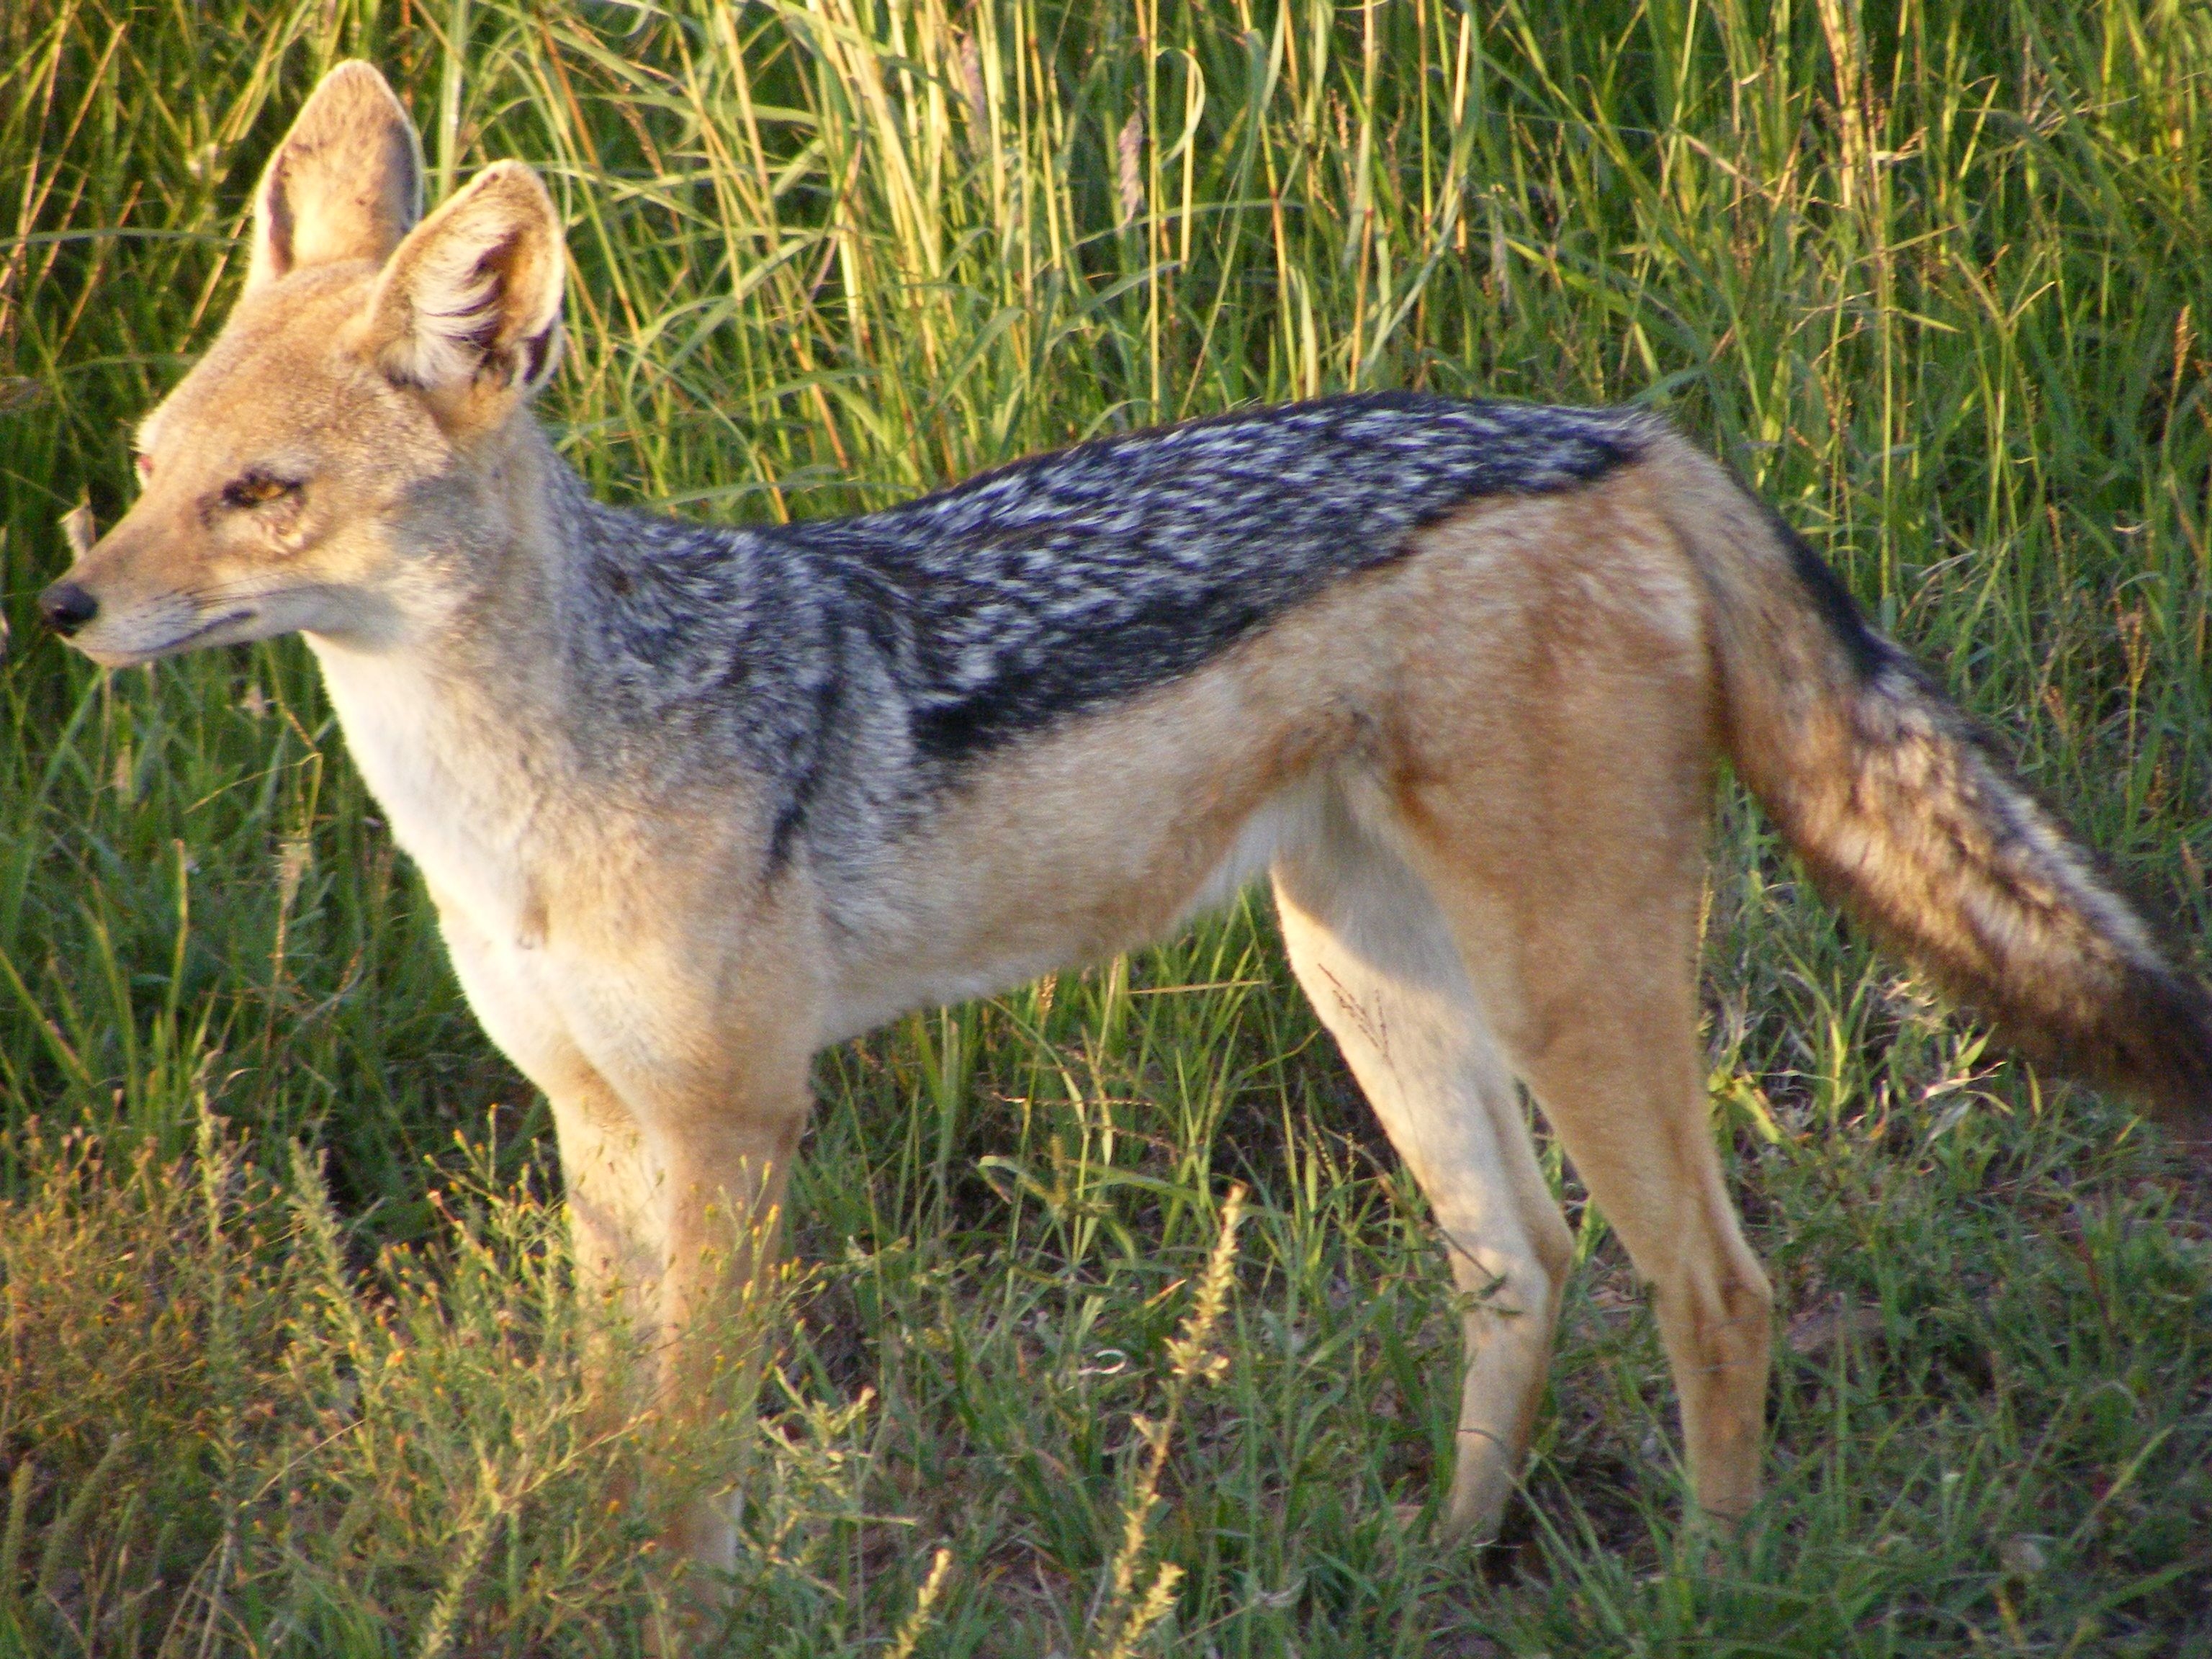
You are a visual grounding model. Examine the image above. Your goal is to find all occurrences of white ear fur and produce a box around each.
[245,61,423,294]
[367,161,566,401]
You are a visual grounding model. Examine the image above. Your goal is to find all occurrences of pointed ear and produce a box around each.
[363,161,566,411]
[245,61,423,294]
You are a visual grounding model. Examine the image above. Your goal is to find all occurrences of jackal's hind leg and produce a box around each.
[1272,799,1573,1542]
[1511,995,1772,1526]
[1403,827,1774,1529]
[1377,500,1775,1529]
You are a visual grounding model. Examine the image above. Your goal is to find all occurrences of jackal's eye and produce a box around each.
[221,472,300,511]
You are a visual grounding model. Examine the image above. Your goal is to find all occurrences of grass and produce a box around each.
[2,0,2211,1650]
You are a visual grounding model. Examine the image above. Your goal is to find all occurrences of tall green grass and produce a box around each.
[1,0,2209,1651]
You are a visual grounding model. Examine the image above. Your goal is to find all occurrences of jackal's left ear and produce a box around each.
[364,161,565,410]
[246,62,424,294]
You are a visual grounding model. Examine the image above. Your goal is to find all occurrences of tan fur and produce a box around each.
[45,63,2211,1593]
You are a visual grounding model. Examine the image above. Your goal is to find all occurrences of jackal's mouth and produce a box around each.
[78,606,258,667]
[173,608,259,650]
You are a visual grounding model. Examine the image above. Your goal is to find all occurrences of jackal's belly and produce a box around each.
[809,543,1430,1040]
[822,773,1330,1040]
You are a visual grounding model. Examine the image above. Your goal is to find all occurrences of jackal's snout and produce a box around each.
[40,503,101,642]
[38,579,98,637]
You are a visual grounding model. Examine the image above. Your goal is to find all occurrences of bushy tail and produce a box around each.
[1647,433,2212,1146]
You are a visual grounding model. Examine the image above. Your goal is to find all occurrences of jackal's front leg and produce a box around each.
[433,893,814,1582]
[550,1048,810,1581]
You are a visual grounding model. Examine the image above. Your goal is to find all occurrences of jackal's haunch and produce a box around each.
[44,61,2212,1581]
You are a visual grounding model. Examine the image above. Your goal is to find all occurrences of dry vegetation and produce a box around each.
[1,0,2209,1651]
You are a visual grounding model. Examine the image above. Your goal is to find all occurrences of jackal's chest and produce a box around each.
[309,638,551,948]
[325,693,585,1083]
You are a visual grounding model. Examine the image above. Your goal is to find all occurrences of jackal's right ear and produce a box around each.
[364,161,565,412]
[245,62,424,295]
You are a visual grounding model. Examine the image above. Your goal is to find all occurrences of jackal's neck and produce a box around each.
[319,416,585,696]
[303,420,607,894]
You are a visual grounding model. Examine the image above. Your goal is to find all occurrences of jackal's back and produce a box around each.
[797,393,1656,757]
[597,395,1654,739]
[580,393,1658,855]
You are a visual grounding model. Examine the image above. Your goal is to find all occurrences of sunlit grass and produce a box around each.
[1,0,2209,1651]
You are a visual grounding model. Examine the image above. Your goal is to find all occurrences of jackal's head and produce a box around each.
[41,62,565,665]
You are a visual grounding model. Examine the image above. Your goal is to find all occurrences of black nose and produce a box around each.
[39,580,99,637]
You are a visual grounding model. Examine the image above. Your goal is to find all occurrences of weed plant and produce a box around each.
[1,0,2209,1652]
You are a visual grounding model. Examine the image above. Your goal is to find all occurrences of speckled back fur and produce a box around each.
[571,392,1658,856]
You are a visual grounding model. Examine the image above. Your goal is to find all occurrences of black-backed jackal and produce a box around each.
[42,63,2212,1581]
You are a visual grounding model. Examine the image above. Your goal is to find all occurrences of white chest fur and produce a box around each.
[307,634,546,950]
